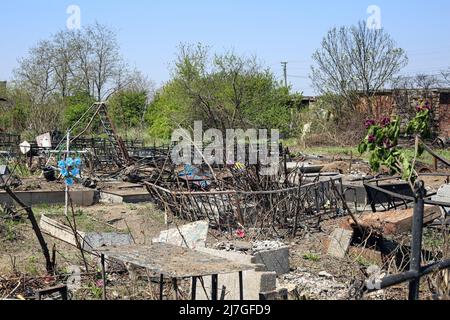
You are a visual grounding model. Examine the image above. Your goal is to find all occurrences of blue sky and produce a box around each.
[1,0,450,95]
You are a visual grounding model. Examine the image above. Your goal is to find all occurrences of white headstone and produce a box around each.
[19,141,31,155]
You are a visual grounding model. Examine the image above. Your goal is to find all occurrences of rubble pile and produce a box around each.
[280,268,349,300]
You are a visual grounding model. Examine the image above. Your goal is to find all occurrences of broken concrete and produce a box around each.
[82,232,133,251]
[351,205,442,235]
[432,184,450,216]
[152,221,209,249]
[327,228,354,258]
[252,241,290,275]
[280,268,349,300]
[40,215,132,250]
[193,247,280,300]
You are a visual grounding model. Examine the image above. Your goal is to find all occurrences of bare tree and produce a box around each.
[15,40,57,104]
[311,21,408,116]
[415,73,441,92]
[51,31,78,98]
[86,22,121,101]
[441,68,450,86]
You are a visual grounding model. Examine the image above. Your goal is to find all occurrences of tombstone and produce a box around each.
[152,221,209,249]
[36,132,52,148]
[431,184,450,216]
[19,141,31,155]
[0,165,9,175]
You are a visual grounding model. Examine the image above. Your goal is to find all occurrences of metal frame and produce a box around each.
[145,177,346,233]
[363,177,450,300]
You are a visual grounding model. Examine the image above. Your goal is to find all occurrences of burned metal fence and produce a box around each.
[362,177,450,300]
[145,177,346,233]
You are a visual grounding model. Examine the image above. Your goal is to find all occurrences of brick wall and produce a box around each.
[435,93,450,139]
[356,89,450,139]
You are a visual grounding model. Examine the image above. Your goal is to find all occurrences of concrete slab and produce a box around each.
[193,247,278,300]
[0,190,97,207]
[82,232,133,251]
[327,228,354,258]
[252,241,290,275]
[432,184,450,215]
[99,190,152,204]
[152,221,209,250]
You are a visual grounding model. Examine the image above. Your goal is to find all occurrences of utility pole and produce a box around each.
[281,62,288,88]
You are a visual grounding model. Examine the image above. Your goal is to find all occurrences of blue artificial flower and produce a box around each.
[58,160,66,169]
[74,158,82,167]
[65,177,74,186]
[61,168,69,177]
[66,158,74,167]
[71,168,80,177]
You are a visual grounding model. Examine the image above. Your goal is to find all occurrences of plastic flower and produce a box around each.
[61,168,69,177]
[65,177,74,187]
[57,157,82,186]
[58,160,66,169]
[66,158,74,167]
[236,229,246,239]
[74,158,82,167]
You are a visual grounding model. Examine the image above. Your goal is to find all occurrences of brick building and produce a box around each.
[356,88,450,140]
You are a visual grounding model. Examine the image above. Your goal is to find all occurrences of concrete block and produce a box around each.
[82,232,133,251]
[254,247,290,275]
[193,247,276,300]
[152,221,209,249]
[432,184,450,215]
[327,228,354,258]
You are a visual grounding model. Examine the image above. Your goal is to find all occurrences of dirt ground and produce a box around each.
[1,199,439,300]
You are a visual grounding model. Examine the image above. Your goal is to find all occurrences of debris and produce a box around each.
[350,205,442,235]
[348,247,383,266]
[327,228,354,258]
[82,232,133,251]
[280,269,349,300]
[432,184,450,215]
[152,221,209,249]
[40,214,132,250]
[318,271,334,279]
[252,242,290,276]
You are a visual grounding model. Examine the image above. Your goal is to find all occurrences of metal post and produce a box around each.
[408,185,425,300]
[159,274,164,300]
[211,274,218,301]
[239,271,244,301]
[173,278,179,300]
[191,276,197,301]
[100,254,107,300]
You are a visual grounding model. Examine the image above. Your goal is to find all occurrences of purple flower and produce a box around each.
[365,119,376,129]
[380,117,391,127]
[423,101,432,110]
[368,135,376,143]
